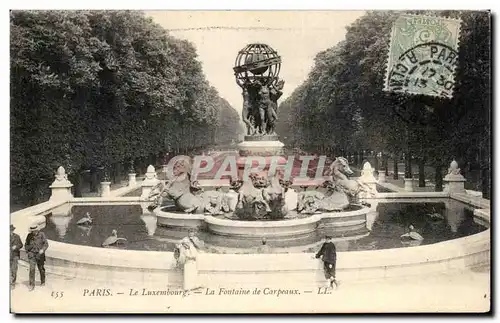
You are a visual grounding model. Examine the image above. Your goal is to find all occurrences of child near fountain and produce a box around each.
[315,235,338,289]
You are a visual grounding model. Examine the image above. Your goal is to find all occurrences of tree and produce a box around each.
[278,10,490,196]
[10,10,242,206]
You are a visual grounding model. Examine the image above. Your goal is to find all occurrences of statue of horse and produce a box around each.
[317,180,349,211]
[151,173,226,215]
[161,175,204,213]
[328,157,372,203]
[295,157,370,214]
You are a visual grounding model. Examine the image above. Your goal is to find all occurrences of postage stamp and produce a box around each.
[384,14,462,98]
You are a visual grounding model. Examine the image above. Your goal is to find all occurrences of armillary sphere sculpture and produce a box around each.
[234,43,285,137]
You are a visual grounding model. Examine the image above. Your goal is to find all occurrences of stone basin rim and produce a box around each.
[154,204,368,225]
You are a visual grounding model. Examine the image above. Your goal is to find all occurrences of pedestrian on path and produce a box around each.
[25,224,49,291]
[10,224,23,289]
[315,235,338,289]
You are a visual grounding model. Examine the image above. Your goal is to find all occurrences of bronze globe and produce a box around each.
[234,43,281,87]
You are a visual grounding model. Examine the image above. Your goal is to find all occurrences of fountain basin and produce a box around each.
[205,213,321,238]
[154,206,205,229]
[320,205,369,231]
[154,204,370,239]
[9,195,490,287]
[204,205,370,239]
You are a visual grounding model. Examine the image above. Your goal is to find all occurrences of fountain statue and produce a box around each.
[234,43,284,139]
[296,157,373,213]
[229,171,289,220]
[145,43,374,240]
[148,155,372,220]
[146,157,289,220]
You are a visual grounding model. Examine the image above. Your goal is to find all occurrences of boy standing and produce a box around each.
[315,235,338,289]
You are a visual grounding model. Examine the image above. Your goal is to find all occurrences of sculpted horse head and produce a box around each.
[330,157,354,180]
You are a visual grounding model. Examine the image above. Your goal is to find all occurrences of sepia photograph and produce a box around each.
[8,7,491,314]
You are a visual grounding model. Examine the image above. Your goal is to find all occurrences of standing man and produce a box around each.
[10,224,23,289]
[25,224,49,291]
[315,235,338,289]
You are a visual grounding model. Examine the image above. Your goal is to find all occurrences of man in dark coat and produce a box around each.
[10,224,23,289]
[315,235,338,289]
[25,224,49,291]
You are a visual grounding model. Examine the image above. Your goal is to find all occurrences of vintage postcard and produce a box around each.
[9,9,491,314]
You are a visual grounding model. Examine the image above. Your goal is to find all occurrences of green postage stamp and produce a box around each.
[384,14,462,98]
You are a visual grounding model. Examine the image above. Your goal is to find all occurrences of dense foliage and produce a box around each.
[11,10,243,204]
[276,11,490,197]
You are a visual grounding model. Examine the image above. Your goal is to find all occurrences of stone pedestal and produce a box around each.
[444,177,466,193]
[236,138,286,180]
[141,165,160,199]
[100,181,112,197]
[128,173,137,186]
[49,166,74,202]
[443,161,466,193]
[237,139,285,157]
[162,164,169,174]
[378,171,386,183]
[403,178,414,192]
[358,162,378,197]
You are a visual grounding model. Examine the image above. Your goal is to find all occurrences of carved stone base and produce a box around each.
[404,178,414,192]
[100,181,111,197]
[49,185,74,202]
[244,134,280,142]
[443,175,466,193]
[238,140,285,157]
[378,171,386,183]
[128,173,137,186]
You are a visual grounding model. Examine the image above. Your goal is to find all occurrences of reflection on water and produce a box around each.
[140,213,157,236]
[43,200,487,254]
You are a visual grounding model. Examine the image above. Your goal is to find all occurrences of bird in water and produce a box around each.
[400,225,424,241]
[102,229,127,247]
[427,207,445,220]
[76,212,92,226]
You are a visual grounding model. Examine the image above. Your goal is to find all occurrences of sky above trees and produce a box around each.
[145,10,365,113]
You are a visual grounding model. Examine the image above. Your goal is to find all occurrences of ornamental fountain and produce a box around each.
[149,43,376,242]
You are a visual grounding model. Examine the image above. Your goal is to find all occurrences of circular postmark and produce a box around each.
[386,42,459,98]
